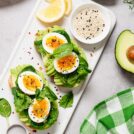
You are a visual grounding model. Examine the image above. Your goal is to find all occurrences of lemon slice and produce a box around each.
[45,0,55,3]
[36,0,65,23]
[65,0,72,16]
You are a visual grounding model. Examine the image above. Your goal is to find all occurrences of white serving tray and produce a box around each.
[0,0,116,134]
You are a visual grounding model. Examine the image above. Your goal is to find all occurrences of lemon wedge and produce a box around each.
[64,0,72,16]
[36,0,66,23]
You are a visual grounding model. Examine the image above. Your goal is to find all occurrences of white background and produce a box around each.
[0,0,134,133]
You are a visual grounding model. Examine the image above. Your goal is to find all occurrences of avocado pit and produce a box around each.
[127,46,134,62]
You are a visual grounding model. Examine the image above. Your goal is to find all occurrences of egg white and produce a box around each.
[18,71,43,95]
[42,32,68,54]
[28,98,51,123]
[54,52,79,74]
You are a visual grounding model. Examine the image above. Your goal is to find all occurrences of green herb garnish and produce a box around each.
[60,92,74,108]
[0,98,11,117]
[53,43,73,58]
[35,87,58,102]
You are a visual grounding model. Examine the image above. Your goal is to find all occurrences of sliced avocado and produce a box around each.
[115,30,134,73]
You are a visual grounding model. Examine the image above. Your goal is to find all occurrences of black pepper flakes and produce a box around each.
[90,53,93,57]
[33,130,37,133]
[27,51,31,55]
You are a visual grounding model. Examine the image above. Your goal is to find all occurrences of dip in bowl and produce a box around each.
[70,2,111,44]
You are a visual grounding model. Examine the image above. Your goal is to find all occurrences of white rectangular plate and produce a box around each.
[0,0,116,134]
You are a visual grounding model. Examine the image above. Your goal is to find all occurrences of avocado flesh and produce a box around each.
[115,30,134,73]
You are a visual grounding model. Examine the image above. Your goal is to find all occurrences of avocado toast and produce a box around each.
[9,65,59,130]
[34,26,91,88]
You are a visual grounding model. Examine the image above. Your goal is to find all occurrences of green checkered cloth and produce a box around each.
[80,88,134,134]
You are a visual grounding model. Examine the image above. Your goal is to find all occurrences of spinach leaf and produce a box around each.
[10,65,28,79]
[34,40,46,56]
[53,43,73,58]
[67,73,79,86]
[12,87,32,112]
[36,87,58,102]
[60,92,73,108]
[0,98,11,117]
[79,56,89,67]
[77,56,91,77]
[20,65,36,73]
[54,30,71,43]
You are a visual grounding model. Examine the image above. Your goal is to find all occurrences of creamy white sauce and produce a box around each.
[73,7,105,40]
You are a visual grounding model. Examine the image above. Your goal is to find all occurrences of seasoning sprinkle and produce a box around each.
[73,7,105,40]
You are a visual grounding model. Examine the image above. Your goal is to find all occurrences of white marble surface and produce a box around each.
[0,0,134,134]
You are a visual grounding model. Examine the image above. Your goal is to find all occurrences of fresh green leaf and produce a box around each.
[36,87,58,102]
[12,87,32,112]
[35,89,41,100]
[0,98,11,117]
[60,92,73,108]
[10,65,28,78]
[79,56,88,67]
[19,65,36,73]
[77,57,91,76]
[53,43,73,58]
[67,73,79,86]
[77,66,91,76]
[54,30,71,43]
[34,40,46,56]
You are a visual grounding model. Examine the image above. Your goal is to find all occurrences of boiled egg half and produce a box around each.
[18,71,43,95]
[42,32,68,54]
[28,98,51,123]
[54,52,79,74]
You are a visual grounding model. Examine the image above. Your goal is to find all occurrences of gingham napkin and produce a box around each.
[80,88,134,134]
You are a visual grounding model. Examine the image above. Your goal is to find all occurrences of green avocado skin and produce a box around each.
[115,29,134,73]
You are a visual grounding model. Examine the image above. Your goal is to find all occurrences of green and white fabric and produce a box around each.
[80,88,134,134]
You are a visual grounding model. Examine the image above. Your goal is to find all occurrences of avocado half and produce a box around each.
[115,30,134,73]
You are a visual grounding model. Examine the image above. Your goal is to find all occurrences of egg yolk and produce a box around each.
[57,54,77,71]
[32,99,49,118]
[46,36,65,50]
[23,75,42,91]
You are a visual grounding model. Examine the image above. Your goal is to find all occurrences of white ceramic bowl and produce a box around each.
[69,2,111,45]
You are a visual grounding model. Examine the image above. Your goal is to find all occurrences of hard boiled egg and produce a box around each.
[28,98,51,123]
[54,52,79,74]
[42,32,68,54]
[18,71,43,95]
